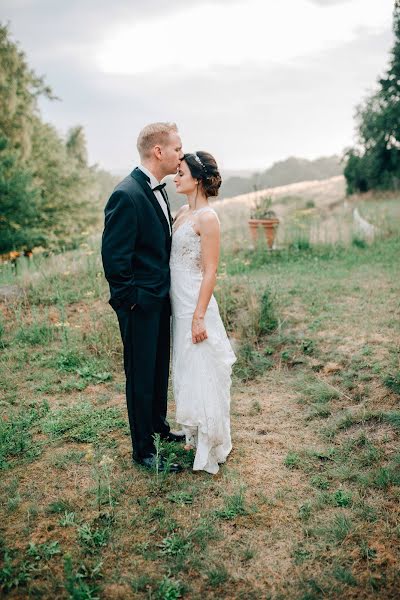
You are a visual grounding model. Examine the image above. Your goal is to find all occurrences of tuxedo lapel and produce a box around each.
[130,168,171,242]
[160,187,173,231]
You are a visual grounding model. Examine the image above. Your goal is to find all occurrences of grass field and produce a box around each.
[0,184,399,599]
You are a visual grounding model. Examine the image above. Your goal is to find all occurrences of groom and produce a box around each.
[101,122,184,472]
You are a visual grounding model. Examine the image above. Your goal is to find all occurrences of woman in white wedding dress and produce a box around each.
[170,151,236,475]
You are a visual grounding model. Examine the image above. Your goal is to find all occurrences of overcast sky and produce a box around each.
[2,0,395,172]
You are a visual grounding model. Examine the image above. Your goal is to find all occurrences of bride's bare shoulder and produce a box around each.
[198,208,219,225]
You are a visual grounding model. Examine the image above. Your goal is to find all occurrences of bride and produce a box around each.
[170,151,236,475]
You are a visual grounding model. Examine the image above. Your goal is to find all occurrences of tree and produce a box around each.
[0,24,105,253]
[0,23,53,159]
[0,136,43,253]
[344,1,400,193]
[66,126,88,167]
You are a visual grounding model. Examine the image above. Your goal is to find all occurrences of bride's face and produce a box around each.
[174,160,197,194]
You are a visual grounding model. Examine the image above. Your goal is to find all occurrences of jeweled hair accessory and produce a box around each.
[193,152,207,172]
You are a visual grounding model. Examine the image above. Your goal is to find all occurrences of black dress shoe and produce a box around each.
[161,431,186,443]
[134,454,182,473]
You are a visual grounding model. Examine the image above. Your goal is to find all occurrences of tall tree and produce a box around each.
[344,1,400,193]
[66,126,88,167]
[0,24,53,159]
[0,24,106,253]
[0,136,43,253]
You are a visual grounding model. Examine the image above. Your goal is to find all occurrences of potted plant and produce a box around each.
[248,196,280,249]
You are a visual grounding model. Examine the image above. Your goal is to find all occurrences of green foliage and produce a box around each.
[155,574,184,600]
[63,555,102,600]
[296,377,339,405]
[310,475,330,490]
[298,502,312,522]
[332,566,357,586]
[250,195,277,219]
[289,238,312,252]
[0,23,52,157]
[371,465,400,489]
[167,491,194,505]
[0,315,5,349]
[14,322,54,346]
[0,136,43,253]
[59,512,76,527]
[215,487,248,520]
[26,540,61,561]
[226,284,277,381]
[158,534,192,556]
[77,523,109,554]
[383,372,400,395]
[27,118,99,250]
[0,401,49,469]
[0,25,115,253]
[54,349,112,384]
[344,2,400,192]
[292,545,312,565]
[259,289,278,334]
[284,451,301,469]
[50,449,86,469]
[46,499,73,514]
[189,519,219,549]
[331,490,352,508]
[234,343,273,381]
[41,402,126,443]
[0,548,35,592]
[325,514,353,543]
[214,278,248,333]
[0,540,61,593]
[206,566,229,587]
[352,236,368,249]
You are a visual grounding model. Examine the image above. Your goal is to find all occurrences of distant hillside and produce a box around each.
[165,155,343,211]
[219,155,343,199]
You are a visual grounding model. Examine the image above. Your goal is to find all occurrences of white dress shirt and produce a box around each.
[138,165,171,235]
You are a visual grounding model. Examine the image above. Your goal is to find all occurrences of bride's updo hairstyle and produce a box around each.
[183,151,222,198]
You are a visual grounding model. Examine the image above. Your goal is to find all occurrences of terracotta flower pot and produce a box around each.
[248,218,280,249]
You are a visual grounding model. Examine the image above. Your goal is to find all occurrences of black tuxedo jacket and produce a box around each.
[101,167,172,312]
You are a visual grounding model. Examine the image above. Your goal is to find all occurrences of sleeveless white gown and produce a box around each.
[170,206,236,474]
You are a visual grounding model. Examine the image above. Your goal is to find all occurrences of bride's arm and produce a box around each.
[192,212,220,344]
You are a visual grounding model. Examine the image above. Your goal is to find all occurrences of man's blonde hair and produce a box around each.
[137,122,178,159]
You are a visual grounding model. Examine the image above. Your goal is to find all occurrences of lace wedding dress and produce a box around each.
[170,206,236,474]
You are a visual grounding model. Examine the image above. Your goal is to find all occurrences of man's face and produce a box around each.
[159,132,183,176]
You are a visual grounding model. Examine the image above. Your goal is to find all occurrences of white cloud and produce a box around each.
[96,0,393,74]
[2,0,395,170]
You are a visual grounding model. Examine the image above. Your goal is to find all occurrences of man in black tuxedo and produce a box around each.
[101,122,184,471]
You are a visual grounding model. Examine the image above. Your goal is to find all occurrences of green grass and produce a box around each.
[215,487,248,520]
[0,401,49,469]
[77,523,110,554]
[0,193,399,599]
[41,402,127,443]
[63,554,102,600]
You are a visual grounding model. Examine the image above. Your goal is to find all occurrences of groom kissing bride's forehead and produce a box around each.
[102,121,235,475]
[136,122,183,179]
[101,122,186,474]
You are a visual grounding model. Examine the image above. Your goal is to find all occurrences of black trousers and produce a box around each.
[116,297,171,460]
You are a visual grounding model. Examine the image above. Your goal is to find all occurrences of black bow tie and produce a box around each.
[152,183,167,193]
